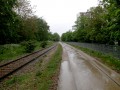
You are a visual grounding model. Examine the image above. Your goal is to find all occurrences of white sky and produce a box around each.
[30,0,99,36]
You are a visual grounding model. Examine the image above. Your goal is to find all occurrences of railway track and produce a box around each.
[0,44,57,81]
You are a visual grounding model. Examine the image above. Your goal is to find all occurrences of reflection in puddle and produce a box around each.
[58,61,76,90]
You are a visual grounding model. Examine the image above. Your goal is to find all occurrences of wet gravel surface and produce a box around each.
[58,42,120,90]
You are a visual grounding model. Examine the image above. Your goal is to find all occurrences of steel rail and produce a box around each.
[0,44,57,81]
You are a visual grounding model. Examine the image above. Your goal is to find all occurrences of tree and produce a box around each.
[52,33,60,41]
[48,32,60,41]
[62,0,120,46]
[14,0,33,19]
[35,18,49,41]
[61,31,73,42]
[101,0,120,45]
[0,0,20,44]
[19,17,50,41]
[18,16,38,41]
[0,0,51,44]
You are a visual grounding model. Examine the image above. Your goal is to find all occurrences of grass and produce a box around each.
[5,74,30,86]
[0,44,62,90]
[38,44,62,90]
[0,44,25,62]
[68,43,120,73]
[0,41,54,63]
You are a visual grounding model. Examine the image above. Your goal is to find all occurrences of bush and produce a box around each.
[0,45,15,54]
[21,40,36,53]
[40,41,47,48]
[0,46,5,54]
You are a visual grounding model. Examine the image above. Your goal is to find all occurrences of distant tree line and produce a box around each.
[61,0,120,46]
[48,32,60,41]
[0,0,60,45]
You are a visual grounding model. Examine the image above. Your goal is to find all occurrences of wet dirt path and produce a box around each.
[58,43,120,90]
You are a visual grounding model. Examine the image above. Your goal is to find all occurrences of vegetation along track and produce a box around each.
[0,44,57,81]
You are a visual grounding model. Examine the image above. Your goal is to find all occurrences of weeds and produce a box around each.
[0,44,24,62]
[36,71,42,76]
[0,41,54,62]
[37,44,62,89]
[21,40,36,53]
[0,44,62,90]
[40,41,47,48]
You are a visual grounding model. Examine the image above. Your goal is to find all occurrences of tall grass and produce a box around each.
[0,44,25,62]
[0,41,54,63]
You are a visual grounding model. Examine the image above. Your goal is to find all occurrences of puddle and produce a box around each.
[58,61,77,90]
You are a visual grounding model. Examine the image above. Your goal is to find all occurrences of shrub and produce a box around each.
[21,40,36,53]
[0,46,5,54]
[40,41,47,48]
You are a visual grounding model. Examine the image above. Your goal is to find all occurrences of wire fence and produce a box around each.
[68,42,120,59]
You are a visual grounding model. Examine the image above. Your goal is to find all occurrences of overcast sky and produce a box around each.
[30,0,98,36]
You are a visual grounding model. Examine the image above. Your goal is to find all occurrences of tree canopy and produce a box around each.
[48,32,60,41]
[61,0,120,45]
[0,0,58,45]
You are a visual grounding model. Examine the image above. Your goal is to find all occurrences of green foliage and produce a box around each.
[0,0,50,45]
[48,32,60,41]
[62,0,120,46]
[61,30,74,41]
[0,0,20,44]
[0,46,6,54]
[0,44,25,62]
[0,41,53,62]
[40,41,47,48]
[35,18,49,41]
[22,40,36,53]
[52,33,60,41]
[5,74,30,87]
[18,16,50,42]
[6,76,17,85]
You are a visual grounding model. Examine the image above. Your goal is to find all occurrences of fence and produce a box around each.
[68,42,120,59]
